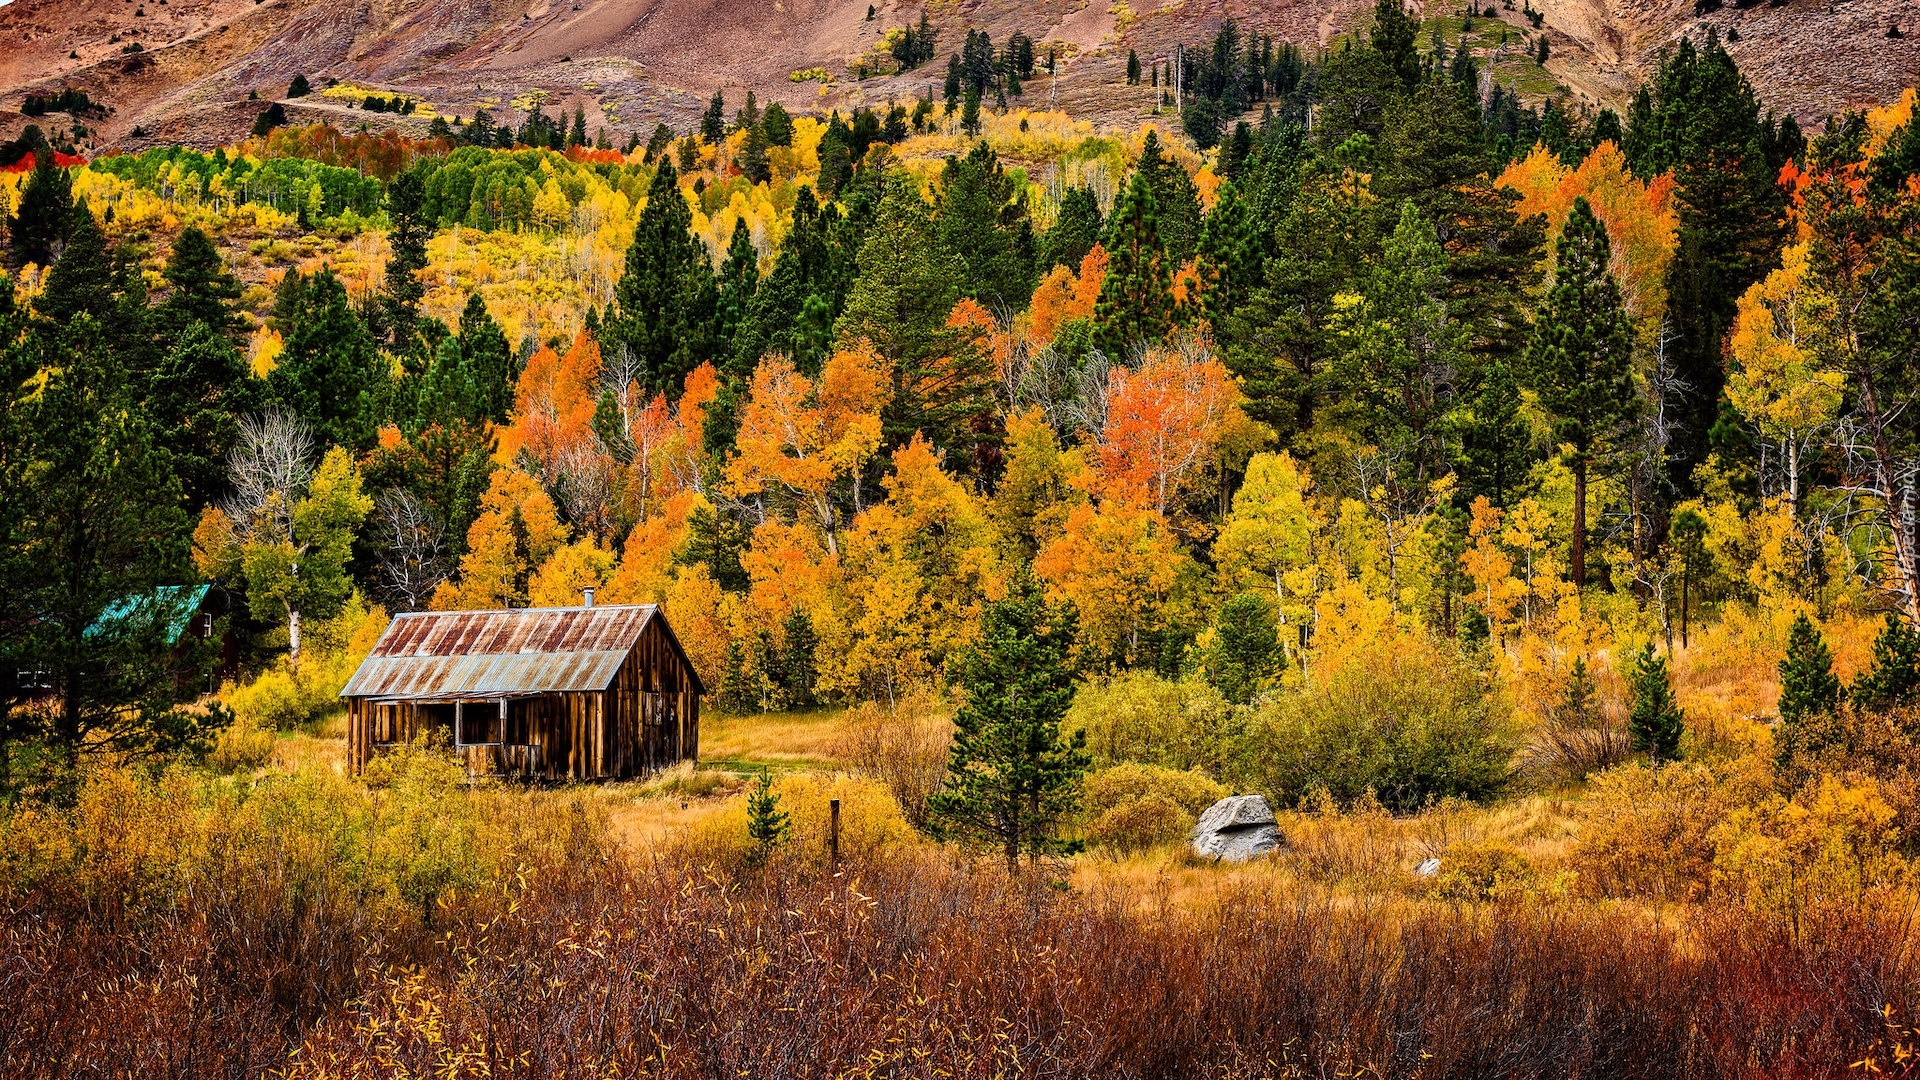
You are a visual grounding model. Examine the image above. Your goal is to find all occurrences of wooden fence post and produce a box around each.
[829,798,841,866]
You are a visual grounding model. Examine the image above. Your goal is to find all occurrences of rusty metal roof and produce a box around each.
[340,605,659,700]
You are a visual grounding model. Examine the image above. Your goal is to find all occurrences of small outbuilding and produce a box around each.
[340,596,702,781]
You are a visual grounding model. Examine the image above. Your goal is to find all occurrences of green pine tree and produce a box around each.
[745,768,791,867]
[717,637,752,712]
[1093,170,1173,355]
[1458,355,1534,508]
[147,322,257,512]
[1040,185,1102,271]
[1211,592,1282,705]
[268,267,385,452]
[740,121,771,183]
[1369,0,1422,89]
[1852,615,1920,712]
[1630,36,1787,483]
[1194,178,1258,321]
[936,142,1035,307]
[156,225,244,339]
[763,103,795,147]
[8,141,75,270]
[1777,613,1842,726]
[781,610,819,708]
[715,217,760,358]
[1627,642,1684,762]
[455,292,515,423]
[1523,196,1636,588]
[836,176,989,463]
[1137,131,1201,264]
[816,121,853,197]
[1337,200,1465,480]
[383,167,433,352]
[608,160,717,391]
[701,90,726,143]
[9,314,223,786]
[37,201,115,326]
[1217,167,1371,446]
[926,582,1088,872]
[1375,78,1549,373]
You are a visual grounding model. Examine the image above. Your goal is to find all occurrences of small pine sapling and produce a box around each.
[1777,613,1841,727]
[745,769,790,867]
[1852,614,1920,713]
[1627,642,1684,763]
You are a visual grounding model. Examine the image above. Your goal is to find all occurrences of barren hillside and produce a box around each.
[1,0,1914,151]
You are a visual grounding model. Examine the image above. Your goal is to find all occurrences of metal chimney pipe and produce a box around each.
[582,587,595,608]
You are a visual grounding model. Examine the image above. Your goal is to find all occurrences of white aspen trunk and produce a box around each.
[1787,435,1800,518]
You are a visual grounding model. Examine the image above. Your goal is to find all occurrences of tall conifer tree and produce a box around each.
[157,226,244,339]
[609,161,717,391]
[7,144,73,270]
[1040,186,1103,271]
[927,582,1087,872]
[1524,197,1635,588]
[383,167,433,353]
[269,268,384,451]
[1093,170,1173,355]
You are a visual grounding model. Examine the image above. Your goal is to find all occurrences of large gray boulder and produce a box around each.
[1191,794,1282,863]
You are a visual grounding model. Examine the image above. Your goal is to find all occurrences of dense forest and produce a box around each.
[2,2,1920,795]
[4,0,1920,1070]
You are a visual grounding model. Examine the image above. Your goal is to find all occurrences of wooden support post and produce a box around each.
[829,798,841,866]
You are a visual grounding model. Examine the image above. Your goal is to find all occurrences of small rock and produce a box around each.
[1191,794,1282,863]
[1414,857,1442,878]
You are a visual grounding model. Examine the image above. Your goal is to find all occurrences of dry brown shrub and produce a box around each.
[1576,756,1774,903]
[3,765,1916,1077]
[835,688,952,828]
[1519,652,1632,782]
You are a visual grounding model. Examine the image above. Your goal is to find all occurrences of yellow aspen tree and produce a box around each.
[1726,242,1845,515]
[1214,452,1320,628]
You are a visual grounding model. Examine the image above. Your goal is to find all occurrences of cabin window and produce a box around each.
[454,699,506,745]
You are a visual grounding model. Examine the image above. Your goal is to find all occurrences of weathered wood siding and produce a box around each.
[347,614,700,781]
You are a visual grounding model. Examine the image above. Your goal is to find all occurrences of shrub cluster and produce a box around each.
[1082,762,1228,852]
[1244,645,1521,811]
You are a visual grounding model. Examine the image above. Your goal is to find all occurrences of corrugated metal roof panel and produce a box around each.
[341,605,656,698]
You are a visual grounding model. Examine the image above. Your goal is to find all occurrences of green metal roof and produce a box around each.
[85,585,212,645]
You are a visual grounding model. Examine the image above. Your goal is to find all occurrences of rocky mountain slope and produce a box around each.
[1,0,1915,152]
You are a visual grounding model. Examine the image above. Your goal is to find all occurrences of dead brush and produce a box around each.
[834,688,953,829]
[4,767,1916,1079]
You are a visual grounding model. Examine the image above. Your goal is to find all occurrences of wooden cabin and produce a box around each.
[20,585,240,700]
[340,597,702,780]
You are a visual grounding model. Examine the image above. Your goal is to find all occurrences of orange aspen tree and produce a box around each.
[1093,342,1247,517]
[726,345,891,556]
